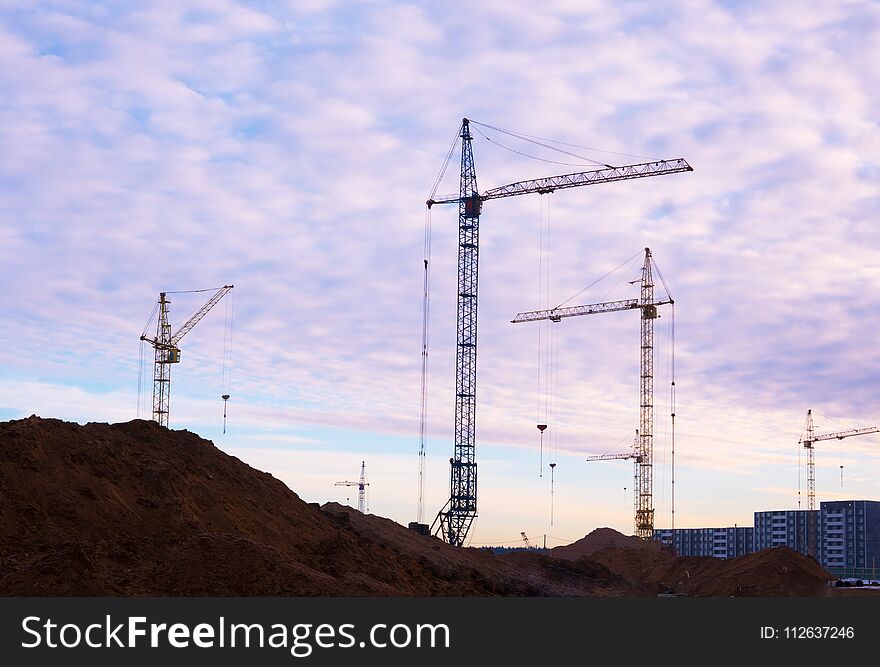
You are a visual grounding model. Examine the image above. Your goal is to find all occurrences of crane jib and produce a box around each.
[426,159,692,207]
[483,159,692,201]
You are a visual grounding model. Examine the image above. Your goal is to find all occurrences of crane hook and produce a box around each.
[221,394,230,433]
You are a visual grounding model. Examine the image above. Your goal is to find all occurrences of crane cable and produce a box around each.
[220,288,235,434]
[798,422,802,509]
[137,300,160,419]
[470,120,612,167]
[670,301,676,533]
[651,255,676,532]
[164,286,226,295]
[427,124,462,202]
[812,411,851,488]
[469,119,658,162]
[416,123,454,514]
[550,272,560,525]
[417,204,433,524]
[471,125,602,168]
[813,410,863,490]
[170,285,228,333]
[536,194,553,477]
[137,339,144,419]
[554,250,643,310]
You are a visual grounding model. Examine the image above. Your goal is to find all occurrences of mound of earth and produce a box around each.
[0,416,635,596]
[579,532,833,596]
[549,527,649,560]
[0,416,835,597]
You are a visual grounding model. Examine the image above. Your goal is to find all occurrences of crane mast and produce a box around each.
[512,249,670,538]
[151,292,174,427]
[637,250,656,538]
[428,118,691,547]
[140,285,233,428]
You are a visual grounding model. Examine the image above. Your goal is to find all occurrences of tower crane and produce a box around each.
[139,285,234,428]
[585,431,642,532]
[799,409,878,557]
[335,461,370,513]
[512,249,671,539]
[520,532,532,549]
[426,118,691,547]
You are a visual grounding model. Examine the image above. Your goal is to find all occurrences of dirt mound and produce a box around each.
[549,527,648,560]
[0,416,631,596]
[0,416,835,597]
[321,503,639,597]
[588,544,833,597]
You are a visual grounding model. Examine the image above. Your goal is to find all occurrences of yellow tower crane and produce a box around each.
[799,409,878,557]
[139,285,234,428]
[512,248,672,539]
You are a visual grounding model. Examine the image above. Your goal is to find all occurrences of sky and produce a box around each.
[1,0,879,547]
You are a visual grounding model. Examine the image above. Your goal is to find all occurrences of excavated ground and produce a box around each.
[0,417,835,596]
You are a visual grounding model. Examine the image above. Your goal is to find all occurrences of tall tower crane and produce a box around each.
[139,285,234,428]
[512,249,670,538]
[799,409,878,557]
[520,532,532,549]
[426,119,691,547]
[335,461,370,513]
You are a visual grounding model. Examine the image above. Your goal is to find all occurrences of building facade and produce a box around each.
[753,509,817,557]
[653,526,754,559]
[649,501,879,575]
[819,500,880,579]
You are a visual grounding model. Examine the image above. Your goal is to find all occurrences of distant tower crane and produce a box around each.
[585,430,642,531]
[139,285,234,428]
[520,532,532,549]
[799,409,878,557]
[426,118,691,546]
[512,249,671,538]
[335,461,370,514]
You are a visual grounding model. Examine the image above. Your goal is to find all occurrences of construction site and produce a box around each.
[2,114,878,599]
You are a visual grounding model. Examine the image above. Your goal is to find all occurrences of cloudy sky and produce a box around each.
[1,0,878,546]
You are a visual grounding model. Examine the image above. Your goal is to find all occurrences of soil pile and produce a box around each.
[550,527,648,560]
[570,530,833,596]
[0,416,634,596]
[0,417,834,596]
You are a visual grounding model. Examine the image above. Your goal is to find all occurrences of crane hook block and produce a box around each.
[537,424,548,432]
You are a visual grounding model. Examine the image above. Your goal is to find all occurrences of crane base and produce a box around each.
[408,522,430,536]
